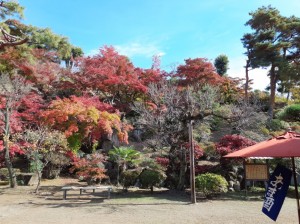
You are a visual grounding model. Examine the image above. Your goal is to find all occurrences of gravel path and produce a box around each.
[0,178,298,224]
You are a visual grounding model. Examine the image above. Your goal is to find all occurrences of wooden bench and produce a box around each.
[61,186,112,200]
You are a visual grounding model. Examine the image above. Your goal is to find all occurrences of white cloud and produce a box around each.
[85,49,99,57]
[227,56,270,91]
[114,42,165,58]
[85,41,165,61]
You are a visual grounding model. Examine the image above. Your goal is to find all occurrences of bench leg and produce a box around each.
[63,190,67,200]
[80,189,83,195]
[108,188,111,199]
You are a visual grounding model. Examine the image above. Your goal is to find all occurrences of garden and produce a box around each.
[1,1,300,223]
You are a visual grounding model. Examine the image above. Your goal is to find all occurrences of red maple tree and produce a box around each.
[41,95,132,146]
[215,134,256,156]
[175,57,224,87]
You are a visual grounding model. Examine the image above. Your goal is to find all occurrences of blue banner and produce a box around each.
[262,164,292,221]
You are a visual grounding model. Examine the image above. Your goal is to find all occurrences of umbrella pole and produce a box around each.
[292,157,300,223]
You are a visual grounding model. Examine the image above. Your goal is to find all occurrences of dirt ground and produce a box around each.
[0,178,298,224]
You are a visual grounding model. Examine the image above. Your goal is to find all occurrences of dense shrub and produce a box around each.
[0,168,20,181]
[195,173,228,197]
[266,118,288,131]
[43,152,71,179]
[155,157,169,168]
[195,165,215,175]
[201,142,217,160]
[139,158,162,170]
[215,134,256,156]
[278,104,300,122]
[70,153,107,184]
[120,169,141,189]
[139,169,166,192]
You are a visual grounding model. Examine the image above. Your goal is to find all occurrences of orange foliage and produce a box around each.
[41,95,131,143]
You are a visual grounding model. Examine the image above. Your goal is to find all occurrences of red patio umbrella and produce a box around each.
[224,131,300,223]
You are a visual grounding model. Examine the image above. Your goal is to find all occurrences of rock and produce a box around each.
[228,187,234,192]
[228,180,234,188]
[228,171,237,179]
[233,182,240,191]
[237,175,243,182]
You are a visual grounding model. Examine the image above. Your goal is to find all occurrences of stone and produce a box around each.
[233,181,240,191]
[228,180,234,188]
[228,187,234,192]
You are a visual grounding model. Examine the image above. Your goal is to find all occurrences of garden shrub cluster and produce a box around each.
[195,173,228,197]
[139,169,166,193]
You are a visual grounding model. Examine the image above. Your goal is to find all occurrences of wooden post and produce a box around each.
[244,160,247,199]
[188,120,196,204]
[292,157,300,224]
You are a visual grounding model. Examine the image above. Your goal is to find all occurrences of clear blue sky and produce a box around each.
[18,0,300,90]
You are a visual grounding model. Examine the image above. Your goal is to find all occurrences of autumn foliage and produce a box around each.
[41,95,131,144]
[70,153,107,183]
[181,141,204,160]
[72,46,145,108]
[175,58,224,87]
[215,134,256,156]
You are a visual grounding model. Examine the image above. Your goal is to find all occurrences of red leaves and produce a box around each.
[0,87,44,134]
[179,141,204,161]
[18,92,45,125]
[0,140,25,168]
[175,58,224,87]
[155,157,170,167]
[70,153,108,181]
[74,46,146,94]
[70,46,163,111]
[216,134,256,156]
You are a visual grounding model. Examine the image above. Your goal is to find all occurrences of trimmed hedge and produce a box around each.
[195,173,228,197]
[139,169,166,192]
[120,169,141,189]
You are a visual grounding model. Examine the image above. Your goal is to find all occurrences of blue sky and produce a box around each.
[18,0,300,90]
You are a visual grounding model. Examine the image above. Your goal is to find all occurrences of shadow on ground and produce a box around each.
[19,188,193,208]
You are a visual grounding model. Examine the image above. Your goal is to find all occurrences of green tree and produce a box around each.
[108,146,140,185]
[0,1,24,19]
[242,6,300,118]
[214,54,229,76]
[0,1,28,50]
[23,26,83,66]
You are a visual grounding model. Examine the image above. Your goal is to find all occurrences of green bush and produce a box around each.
[120,169,141,189]
[0,168,21,181]
[195,173,228,197]
[139,169,166,192]
[266,119,287,131]
[278,104,300,122]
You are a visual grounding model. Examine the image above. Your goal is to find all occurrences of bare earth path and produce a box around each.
[0,178,298,224]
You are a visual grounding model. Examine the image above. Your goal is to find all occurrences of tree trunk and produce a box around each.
[4,107,17,188]
[177,147,187,190]
[4,142,17,188]
[245,60,250,102]
[34,169,41,193]
[268,65,277,119]
[286,91,290,102]
[116,164,120,186]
